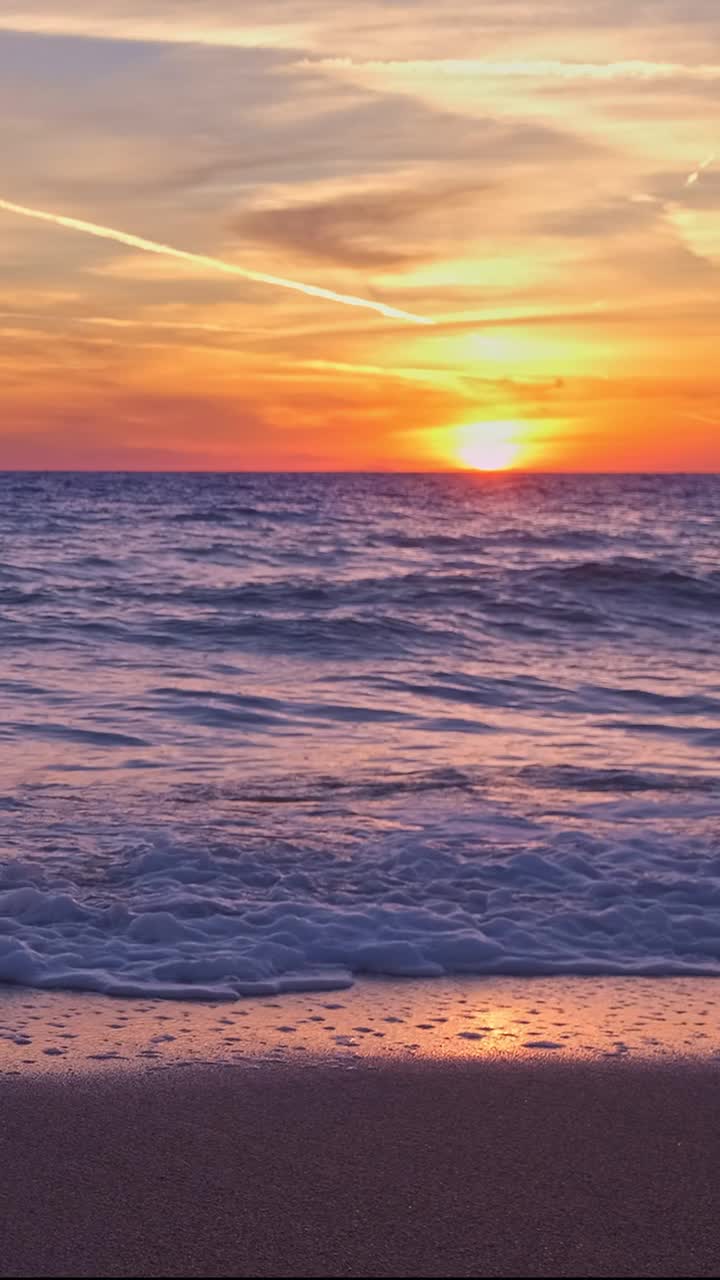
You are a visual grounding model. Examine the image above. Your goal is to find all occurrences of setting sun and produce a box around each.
[450,421,526,471]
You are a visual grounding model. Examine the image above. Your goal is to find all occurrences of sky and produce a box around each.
[0,0,718,471]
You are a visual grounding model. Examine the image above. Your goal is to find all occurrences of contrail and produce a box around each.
[685,154,715,187]
[0,197,433,326]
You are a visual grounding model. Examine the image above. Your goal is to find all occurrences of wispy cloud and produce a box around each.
[298,58,720,82]
[232,183,483,270]
[0,10,307,49]
[0,308,257,337]
[685,411,720,427]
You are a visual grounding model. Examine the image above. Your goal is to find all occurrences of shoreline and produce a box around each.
[1,973,719,1075]
[2,1054,720,1277]
[2,977,720,1276]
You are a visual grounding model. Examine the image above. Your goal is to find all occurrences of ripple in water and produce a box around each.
[0,472,718,997]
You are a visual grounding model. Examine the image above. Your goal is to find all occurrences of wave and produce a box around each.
[3,803,720,998]
[0,472,718,1000]
[517,764,720,793]
[534,557,720,609]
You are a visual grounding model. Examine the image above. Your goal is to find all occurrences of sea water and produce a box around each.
[0,471,718,998]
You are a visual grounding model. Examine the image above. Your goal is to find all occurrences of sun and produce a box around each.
[410,417,542,471]
[451,421,525,471]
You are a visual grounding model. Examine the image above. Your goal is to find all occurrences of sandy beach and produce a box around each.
[2,1054,720,1278]
[1,977,720,1277]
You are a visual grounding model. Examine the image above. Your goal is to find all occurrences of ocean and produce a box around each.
[0,470,718,999]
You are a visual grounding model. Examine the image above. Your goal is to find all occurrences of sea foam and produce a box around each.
[2,796,720,999]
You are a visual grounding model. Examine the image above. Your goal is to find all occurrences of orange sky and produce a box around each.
[0,1,718,470]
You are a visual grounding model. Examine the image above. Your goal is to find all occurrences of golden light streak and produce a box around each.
[0,197,433,326]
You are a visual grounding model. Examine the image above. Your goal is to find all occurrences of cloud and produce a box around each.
[538,197,663,239]
[2,3,717,58]
[231,183,485,270]
[0,33,599,230]
[644,167,720,210]
[0,392,265,470]
[299,57,720,82]
[0,5,309,49]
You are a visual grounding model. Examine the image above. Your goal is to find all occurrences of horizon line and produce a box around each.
[0,468,718,477]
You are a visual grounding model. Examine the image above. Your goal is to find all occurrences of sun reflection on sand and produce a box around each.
[1,976,718,1074]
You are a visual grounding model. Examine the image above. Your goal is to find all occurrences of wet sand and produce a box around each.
[2,974,720,1071]
[2,1054,720,1277]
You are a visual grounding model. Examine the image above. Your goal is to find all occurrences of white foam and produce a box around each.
[2,805,720,999]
